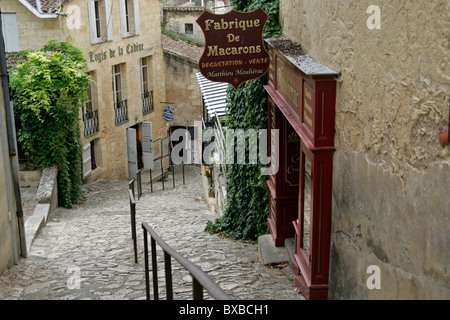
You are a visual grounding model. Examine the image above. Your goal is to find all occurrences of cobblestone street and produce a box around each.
[0,165,304,300]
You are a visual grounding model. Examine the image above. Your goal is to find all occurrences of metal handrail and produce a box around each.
[214,112,227,179]
[142,91,154,115]
[83,110,99,137]
[142,222,231,300]
[114,100,128,125]
[129,190,138,264]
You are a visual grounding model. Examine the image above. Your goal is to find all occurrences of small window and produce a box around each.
[83,72,99,137]
[120,0,141,37]
[141,57,154,115]
[185,23,194,34]
[88,0,113,43]
[112,63,128,125]
[140,57,150,95]
[94,1,102,38]
[112,64,124,104]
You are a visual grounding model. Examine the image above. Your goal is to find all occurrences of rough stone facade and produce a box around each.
[162,7,205,45]
[69,0,167,180]
[2,0,168,180]
[279,0,450,299]
[0,0,67,50]
[162,34,203,128]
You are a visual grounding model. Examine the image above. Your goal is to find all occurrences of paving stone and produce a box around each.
[0,165,304,300]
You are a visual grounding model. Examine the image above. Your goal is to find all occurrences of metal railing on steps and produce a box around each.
[127,188,230,300]
[142,222,231,300]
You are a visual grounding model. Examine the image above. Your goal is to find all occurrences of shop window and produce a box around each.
[119,0,141,37]
[88,0,113,44]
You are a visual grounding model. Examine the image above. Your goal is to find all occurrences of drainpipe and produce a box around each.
[0,10,27,260]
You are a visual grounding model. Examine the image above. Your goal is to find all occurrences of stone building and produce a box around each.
[160,0,232,46]
[265,0,449,299]
[0,23,25,275]
[162,6,205,45]
[1,0,168,180]
[162,34,203,128]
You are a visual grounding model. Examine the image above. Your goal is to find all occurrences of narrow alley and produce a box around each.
[0,165,303,300]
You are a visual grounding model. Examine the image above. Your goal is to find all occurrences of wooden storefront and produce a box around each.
[264,38,339,300]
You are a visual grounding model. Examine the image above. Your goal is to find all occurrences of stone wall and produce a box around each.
[0,59,19,275]
[279,0,450,299]
[67,0,168,180]
[24,165,58,254]
[163,52,203,127]
[331,147,449,299]
[2,0,168,180]
[0,0,66,50]
[162,7,205,45]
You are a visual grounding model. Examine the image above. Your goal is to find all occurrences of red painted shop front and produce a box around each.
[264,38,339,300]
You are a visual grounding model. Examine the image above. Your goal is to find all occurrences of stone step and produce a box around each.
[257,234,295,266]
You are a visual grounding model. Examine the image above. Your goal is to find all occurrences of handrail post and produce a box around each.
[137,169,142,200]
[149,169,153,193]
[193,278,204,300]
[129,190,138,263]
[141,222,231,300]
[129,179,135,200]
[172,162,175,188]
[143,226,150,300]
[151,237,159,300]
[161,166,165,190]
[164,251,173,300]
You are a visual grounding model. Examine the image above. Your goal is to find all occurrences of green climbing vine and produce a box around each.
[205,1,281,241]
[10,40,91,208]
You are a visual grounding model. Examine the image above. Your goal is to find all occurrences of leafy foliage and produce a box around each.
[205,0,281,241]
[205,78,269,241]
[232,0,282,38]
[10,40,91,208]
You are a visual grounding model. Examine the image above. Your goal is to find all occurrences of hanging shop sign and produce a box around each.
[196,9,270,89]
[162,106,175,122]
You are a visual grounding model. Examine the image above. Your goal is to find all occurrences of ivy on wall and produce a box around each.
[206,78,269,240]
[233,0,281,38]
[205,1,281,241]
[10,40,91,208]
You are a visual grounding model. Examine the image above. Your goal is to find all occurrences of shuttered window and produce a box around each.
[1,13,20,52]
[88,0,113,44]
[141,121,153,170]
[119,0,141,37]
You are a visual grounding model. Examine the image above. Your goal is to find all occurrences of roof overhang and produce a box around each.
[18,0,58,18]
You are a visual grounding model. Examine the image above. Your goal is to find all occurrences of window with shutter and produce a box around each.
[141,121,153,170]
[88,0,113,44]
[119,0,140,37]
[1,13,20,52]
[82,143,92,179]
